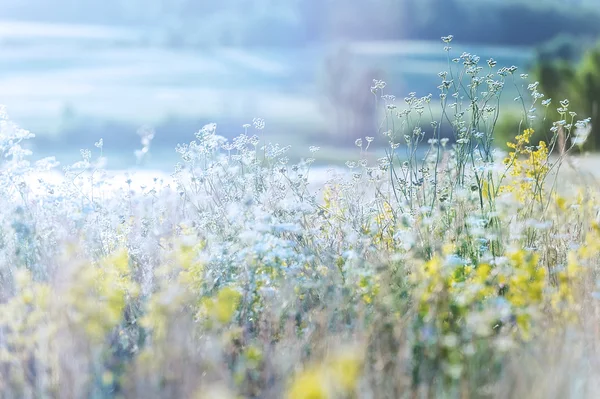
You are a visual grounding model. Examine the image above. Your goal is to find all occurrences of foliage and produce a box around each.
[532,43,600,150]
[1,38,600,399]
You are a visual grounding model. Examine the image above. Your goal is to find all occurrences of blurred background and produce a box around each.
[2,0,600,169]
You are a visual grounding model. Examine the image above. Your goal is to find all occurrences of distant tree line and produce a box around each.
[531,43,600,150]
[493,39,600,151]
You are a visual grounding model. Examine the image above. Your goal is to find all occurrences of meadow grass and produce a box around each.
[0,37,599,399]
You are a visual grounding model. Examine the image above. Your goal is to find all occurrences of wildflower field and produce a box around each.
[1,37,600,398]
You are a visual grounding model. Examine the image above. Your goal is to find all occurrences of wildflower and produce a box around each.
[199,286,242,325]
[287,368,328,399]
[253,117,265,130]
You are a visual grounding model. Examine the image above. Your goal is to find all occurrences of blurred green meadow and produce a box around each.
[0,20,533,168]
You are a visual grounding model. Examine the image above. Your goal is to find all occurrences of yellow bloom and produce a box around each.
[287,352,362,399]
[287,368,329,399]
[555,195,567,211]
[328,354,361,392]
[199,286,242,325]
